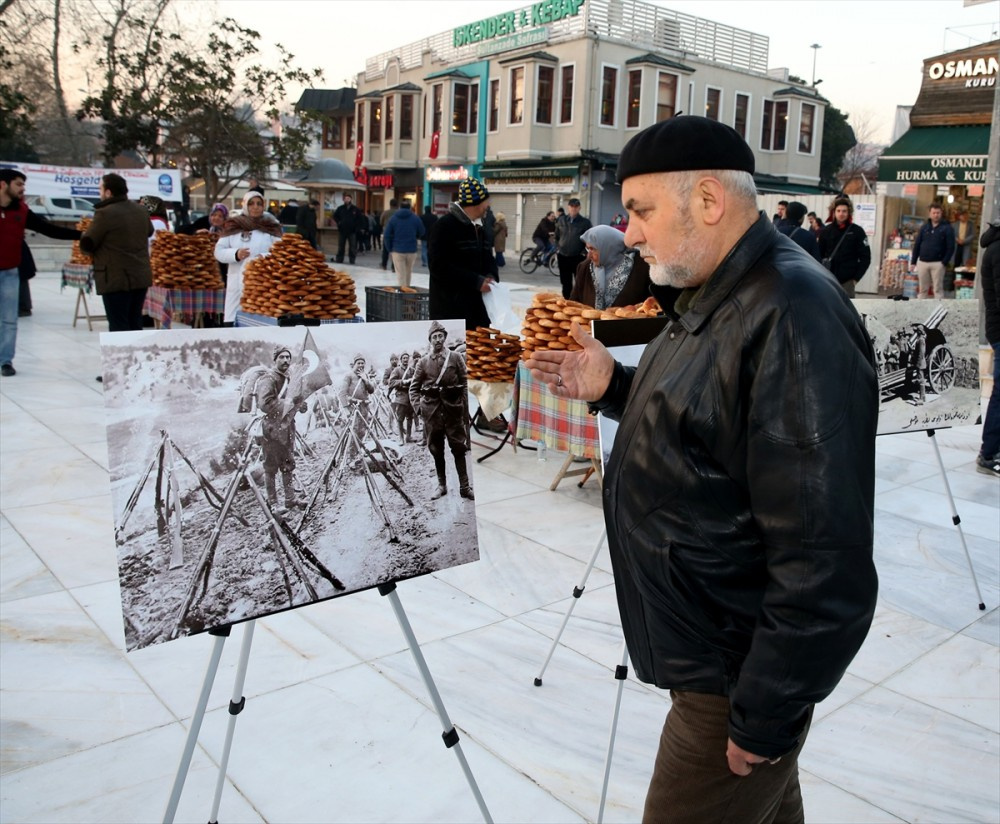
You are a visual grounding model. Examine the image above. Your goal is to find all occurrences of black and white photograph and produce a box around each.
[853,299,982,435]
[100,320,479,651]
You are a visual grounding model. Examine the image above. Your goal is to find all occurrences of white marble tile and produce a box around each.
[803,687,1000,824]
[0,516,61,602]
[195,662,585,823]
[0,724,265,824]
[0,403,69,453]
[912,464,1000,508]
[799,771,906,823]
[73,438,111,470]
[962,607,1000,647]
[434,519,614,616]
[846,603,954,684]
[372,618,668,822]
[876,484,999,542]
[465,461,547,505]
[0,590,175,773]
[32,403,113,446]
[883,633,1000,733]
[72,580,365,718]
[0,447,109,509]
[3,495,118,589]
[298,573,507,663]
[0,372,103,412]
[873,511,999,631]
[811,672,875,723]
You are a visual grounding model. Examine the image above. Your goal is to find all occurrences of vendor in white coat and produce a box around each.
[214,191,283,325]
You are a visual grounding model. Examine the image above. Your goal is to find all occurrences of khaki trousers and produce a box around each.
[916,260,945,299]
[642,691,811,824]
[392,252,418,288]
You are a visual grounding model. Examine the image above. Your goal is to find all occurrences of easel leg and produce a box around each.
[208,621,256,824]
[534,527,607,686]
[598,641,630,824]
[926,430,986,610]
[377,582,494,824]
[163,625,231,824]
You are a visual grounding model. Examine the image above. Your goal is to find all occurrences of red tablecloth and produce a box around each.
[143,286,225,329]
[514,362,599,458]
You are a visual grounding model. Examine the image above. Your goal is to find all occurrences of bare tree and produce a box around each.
[837,109,885,195]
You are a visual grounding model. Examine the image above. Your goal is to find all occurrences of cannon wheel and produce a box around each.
[926,344,955,394]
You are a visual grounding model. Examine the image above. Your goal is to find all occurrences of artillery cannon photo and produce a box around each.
[865,304,955,404]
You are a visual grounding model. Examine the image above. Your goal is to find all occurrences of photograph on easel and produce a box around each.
[852,299,982,435]
[100,320,479,651]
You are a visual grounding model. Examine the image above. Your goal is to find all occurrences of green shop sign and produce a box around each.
[878,155,987,184]
[453,0,585,48]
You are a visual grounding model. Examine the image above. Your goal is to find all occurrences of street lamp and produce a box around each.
[810,43,822,86]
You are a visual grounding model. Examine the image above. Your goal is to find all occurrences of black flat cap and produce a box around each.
[617,115,755,183]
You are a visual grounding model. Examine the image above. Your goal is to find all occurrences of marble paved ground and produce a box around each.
[1,265,997,823]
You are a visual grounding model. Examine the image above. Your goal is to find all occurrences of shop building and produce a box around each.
[310,0,830,250]
[876,40,996,292]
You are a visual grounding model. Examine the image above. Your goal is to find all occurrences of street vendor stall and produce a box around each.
[296,158,366,255]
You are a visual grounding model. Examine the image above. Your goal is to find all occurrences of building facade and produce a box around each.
[319,0,829,249]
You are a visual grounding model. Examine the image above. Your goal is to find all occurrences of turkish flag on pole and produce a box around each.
[429,131,440,160]
[354,143,364,169]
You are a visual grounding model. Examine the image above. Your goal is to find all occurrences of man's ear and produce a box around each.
[694,176,726,227]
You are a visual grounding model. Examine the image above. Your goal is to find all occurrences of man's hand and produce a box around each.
[480,277,495,293]
[726,739,778,776]
[524,322,615,402]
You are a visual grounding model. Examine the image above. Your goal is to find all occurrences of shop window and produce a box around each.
[346,116,354,149]
[357,102,364,144]
[760,99,788,151]
[322,119,341,149]
[536,65,554,124]
[600,65,617,127]
[385,96,394,141]
[489,78,500,131]
[656,72,677,122]
[510,66,524,125]
[560,65,574,124]
[734,93,749,139]
[400,97,412,141]
[369,100,381,145]
[453,84,469,133]
[705,87,721,121]
[627,69,642,128]
[799,102,815,153]
[469,83,478,134]
[432,84,443,134]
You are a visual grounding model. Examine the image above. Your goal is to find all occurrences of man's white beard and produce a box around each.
[645,213,713,289]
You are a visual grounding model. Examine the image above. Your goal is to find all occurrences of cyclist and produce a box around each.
[531,211,557,263]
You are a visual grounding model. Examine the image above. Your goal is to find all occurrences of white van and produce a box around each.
[25,195,96,223]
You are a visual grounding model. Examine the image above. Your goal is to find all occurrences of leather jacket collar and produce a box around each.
[678,212,777,335]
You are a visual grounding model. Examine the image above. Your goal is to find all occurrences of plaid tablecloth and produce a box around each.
[143,286,225,329]
[61,263,94,292]
[234,311,364,327]
[514,362,599,458]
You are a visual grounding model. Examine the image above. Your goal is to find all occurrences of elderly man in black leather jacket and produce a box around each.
[527,116,879,823]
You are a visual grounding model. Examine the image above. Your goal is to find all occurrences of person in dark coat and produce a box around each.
[910,203,956,299]
[818,196,871,297]
[427,178,497,330]
[18,240,35,317]
[525,116,878,823]
[977,222,1000,477]
[777,201,821,261]
[277,199,299,225]
[79,173,153,332]
[296,200,319,249]
[420,206,438,266]
[333,194,364,263]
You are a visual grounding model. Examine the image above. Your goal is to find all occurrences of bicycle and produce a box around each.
[518,245,559,276]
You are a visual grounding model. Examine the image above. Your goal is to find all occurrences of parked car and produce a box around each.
[25,195,95,224]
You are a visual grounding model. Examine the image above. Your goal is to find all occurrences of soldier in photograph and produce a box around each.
[257,345,307,515]
[339,352,376,468]
[388,351,416,443]
[409,321,473,500]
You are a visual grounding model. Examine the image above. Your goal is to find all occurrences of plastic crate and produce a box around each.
[365,285,430,323]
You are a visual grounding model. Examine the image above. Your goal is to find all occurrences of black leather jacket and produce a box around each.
[596,214,879,758]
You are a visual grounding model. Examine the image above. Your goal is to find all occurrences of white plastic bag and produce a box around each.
[482,281,521,334]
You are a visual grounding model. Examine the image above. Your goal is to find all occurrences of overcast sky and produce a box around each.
[210,0,999,144]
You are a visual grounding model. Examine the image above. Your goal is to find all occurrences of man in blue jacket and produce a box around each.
[383,199,425,288]
[911,203,956,299]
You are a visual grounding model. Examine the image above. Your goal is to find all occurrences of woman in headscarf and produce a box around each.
[214,191,283,325]
[140,195,171,251]
[179,202,228,236]
[570,224,652,309]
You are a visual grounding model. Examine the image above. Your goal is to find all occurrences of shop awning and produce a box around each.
[877,125,991,184]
